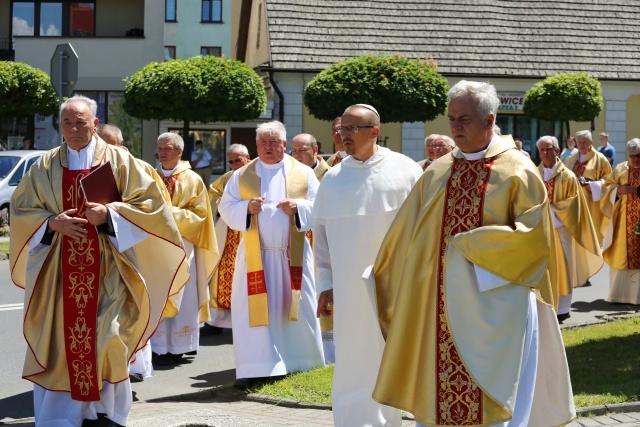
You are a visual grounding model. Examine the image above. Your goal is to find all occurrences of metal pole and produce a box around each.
[59,50,65,146]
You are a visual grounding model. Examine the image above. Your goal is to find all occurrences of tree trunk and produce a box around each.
[182,119,191,161]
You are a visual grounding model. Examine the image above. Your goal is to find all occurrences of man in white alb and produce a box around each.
[314,104,422,426]
[219,121,324,389]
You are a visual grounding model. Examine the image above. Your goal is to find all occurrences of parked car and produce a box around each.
[0,150,46,224]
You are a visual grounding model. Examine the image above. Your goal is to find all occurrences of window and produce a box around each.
[169,129,226,174]
[200,46,221,56]
[69,2,94,36]
[201,0,222,22]
[10,0,95,43]
[164,46,176,61]
[165,0,176,21]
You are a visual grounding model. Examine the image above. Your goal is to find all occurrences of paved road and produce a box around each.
[1,256,638,426]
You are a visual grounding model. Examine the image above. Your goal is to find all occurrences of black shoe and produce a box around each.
[582,280,592,287]
[200,324,223,336]
[153,353,175,366]
[185,350,197,356]
[233,377,259,390]
[557,312,571,323]
[96,414,124,427]
[171,353,185,363]
[129,373,144,383]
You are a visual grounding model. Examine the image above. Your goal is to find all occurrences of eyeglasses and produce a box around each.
[228,158,245,165]
[337,125,374,135]
[629,154,640,159]
[427,145,447,150]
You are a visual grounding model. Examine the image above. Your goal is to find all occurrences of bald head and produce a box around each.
[97,124,124,147]
[291,133,318,167]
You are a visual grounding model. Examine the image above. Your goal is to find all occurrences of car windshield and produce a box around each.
[0,156,20,179]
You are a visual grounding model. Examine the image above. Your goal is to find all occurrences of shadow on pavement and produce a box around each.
[198,331,233,347]
[0,390,34,420]
[190,368,236,389]
[571,298,639,315]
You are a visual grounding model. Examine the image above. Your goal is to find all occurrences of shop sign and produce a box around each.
[498,93,525,111]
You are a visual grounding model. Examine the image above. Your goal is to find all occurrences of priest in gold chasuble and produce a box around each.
[218,121,324,386]
[370,82,575,427]
[601,138,640,305]
[10,96,189,427]
[205,143,250,331]
[150,133,219,366]
[565,130,612,244]
[537,136,603,321]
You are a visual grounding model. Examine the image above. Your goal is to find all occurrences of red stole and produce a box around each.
[626,168,640,269]
[572,160,586,178]
[215,228,240,309]
[545,178,555,201]
[331,155,342,166]
[61,167,101,401]
[436,157,494,424]
[161,173,180,199]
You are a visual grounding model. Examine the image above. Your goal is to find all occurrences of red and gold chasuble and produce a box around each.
[436,157,494,425]
[61,167,101,401]
[626,168,640,268]
[331,156,342,167]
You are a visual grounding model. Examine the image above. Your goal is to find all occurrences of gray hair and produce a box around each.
[157,132,184,150]
[256,121,286,142]
[627,138,640,154]
[576,130,592,142]
[448,80,500,126]
[536,135,559,150]
[228,143,249,156]
[439,135,456,147]
[60,94,98,118]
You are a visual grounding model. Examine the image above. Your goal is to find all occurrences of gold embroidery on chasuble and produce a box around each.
[436,157,494,425]
[545,179,555,201]
[215,228,240,309]
[161,173,180,199]
[572,160,586,178]
[62,167,101,401]
[331,156,342,167]
[626,168,640,269]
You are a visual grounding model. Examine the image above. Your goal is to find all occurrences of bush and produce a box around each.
[524,72,603,123]
[0,61,58,120]
[303,54,449,123]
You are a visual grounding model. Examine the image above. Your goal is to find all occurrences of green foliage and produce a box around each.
[303,54,449,123]
[123,56,266,124]
[524,72,603,122]
[0,61,58,119]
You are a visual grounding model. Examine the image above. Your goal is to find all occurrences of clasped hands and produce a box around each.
[48,202,107,240]
[247,196,298,216]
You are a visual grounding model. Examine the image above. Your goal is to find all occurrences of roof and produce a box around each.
[264,0,640,80]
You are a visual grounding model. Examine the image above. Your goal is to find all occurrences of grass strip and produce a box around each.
[252,316,640,408]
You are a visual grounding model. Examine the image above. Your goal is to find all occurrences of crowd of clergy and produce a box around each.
[9,81,640,426]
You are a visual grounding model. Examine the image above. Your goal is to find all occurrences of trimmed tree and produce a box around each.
[524,72,603,143]
[303,54,449,123]
[123,55,266,157]
[0,61,58,124]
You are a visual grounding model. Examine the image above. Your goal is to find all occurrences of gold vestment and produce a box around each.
[158,161,218,321]
[372,136,574,426]
[10,137,189,394]
[565,147,612,241]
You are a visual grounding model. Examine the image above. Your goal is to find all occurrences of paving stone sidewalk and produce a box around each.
[3,395,640,426]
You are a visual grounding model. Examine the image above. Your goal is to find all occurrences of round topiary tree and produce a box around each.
[303,54,449,123]
[524,72,603,142]
[123,55,266,156]
[0,61,58,122]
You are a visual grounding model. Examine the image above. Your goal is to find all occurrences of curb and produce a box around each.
[147,386,640,420]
